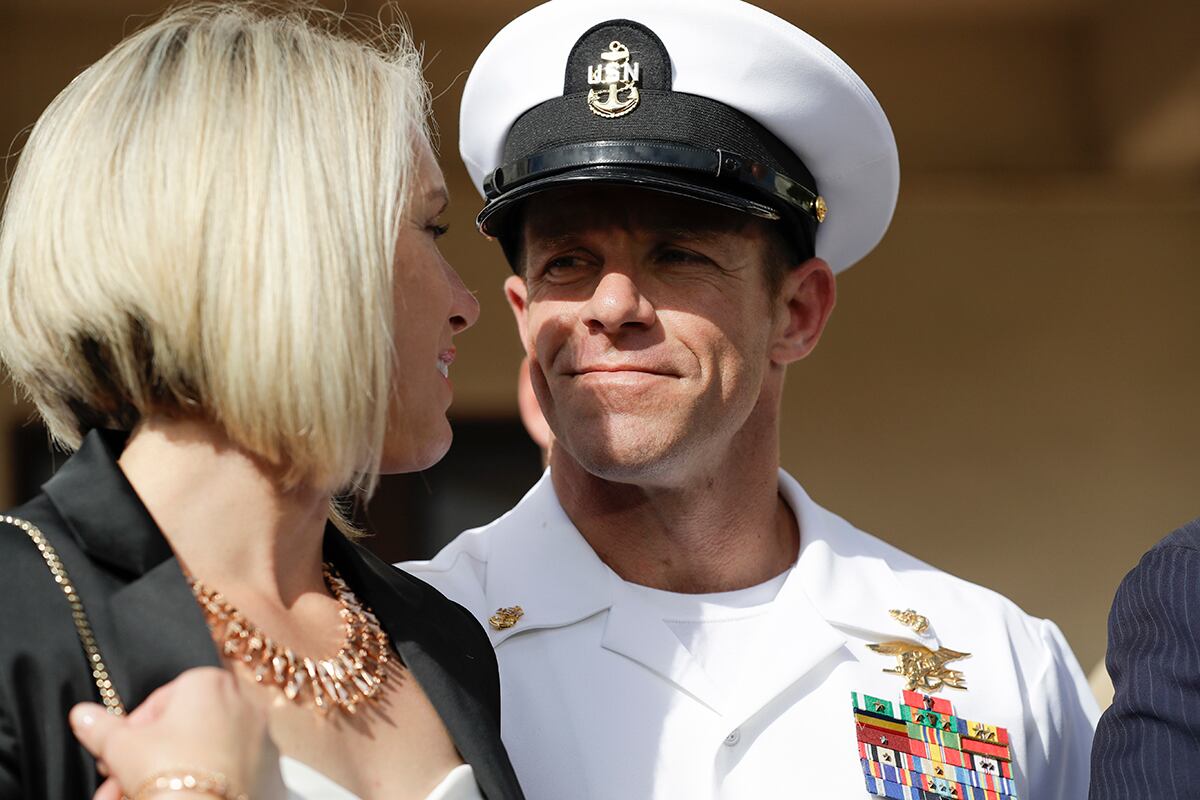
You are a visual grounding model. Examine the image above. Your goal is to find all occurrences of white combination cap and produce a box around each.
[460,0,900,274]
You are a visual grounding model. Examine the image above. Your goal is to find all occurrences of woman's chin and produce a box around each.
[378,426,453,475]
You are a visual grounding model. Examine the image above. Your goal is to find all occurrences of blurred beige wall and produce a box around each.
[1,0,1198,685]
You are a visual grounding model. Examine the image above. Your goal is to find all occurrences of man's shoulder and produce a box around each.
[785,472,1044,628]
[864,524,1031,619]
[1109,516,1200,603]
[399,530,490,610]
[1110,516,1200,612]
[1146,515,1200,555]
[816,500,1088,712]
[398,472,556,610]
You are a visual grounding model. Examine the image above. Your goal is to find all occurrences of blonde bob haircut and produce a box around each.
[0,3,431,494]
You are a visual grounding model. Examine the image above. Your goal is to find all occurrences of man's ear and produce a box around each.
[769,257,837,366]
[504,274,531,354]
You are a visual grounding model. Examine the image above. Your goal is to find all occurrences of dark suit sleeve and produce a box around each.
[1090,543,1200,798]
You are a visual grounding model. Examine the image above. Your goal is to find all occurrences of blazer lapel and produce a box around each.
[329,534,522,800]
[43,429,221,710]
[39,430,523,798]
[107,557,222,708]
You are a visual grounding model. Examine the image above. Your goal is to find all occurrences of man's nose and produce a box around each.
[581,270,656,334]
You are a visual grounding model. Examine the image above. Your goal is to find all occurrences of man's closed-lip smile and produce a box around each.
[568,363,679,379]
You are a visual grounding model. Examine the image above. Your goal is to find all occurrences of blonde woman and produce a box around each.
[0,6,523,800]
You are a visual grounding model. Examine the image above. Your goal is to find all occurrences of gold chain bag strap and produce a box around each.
[2,515,126,715]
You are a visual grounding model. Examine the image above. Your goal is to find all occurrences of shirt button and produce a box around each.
[724,729,741,747]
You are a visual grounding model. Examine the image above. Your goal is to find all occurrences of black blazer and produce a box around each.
[1090,517,1200,799]
[0,429,524,800]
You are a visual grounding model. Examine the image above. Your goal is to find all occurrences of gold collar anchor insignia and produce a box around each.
[889,608,930,635]
[489,605,525,630]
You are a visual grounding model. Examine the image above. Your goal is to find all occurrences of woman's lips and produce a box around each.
[437,348,456,378]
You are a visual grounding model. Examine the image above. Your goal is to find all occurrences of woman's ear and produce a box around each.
[769,257,837,366]
[504,274,531,353]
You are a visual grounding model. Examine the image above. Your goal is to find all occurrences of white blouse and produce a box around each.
[281,757,484,800]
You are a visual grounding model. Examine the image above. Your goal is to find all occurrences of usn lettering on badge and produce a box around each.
[586,41,640,118]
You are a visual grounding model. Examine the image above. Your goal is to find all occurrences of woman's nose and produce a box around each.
[445,262,480,334]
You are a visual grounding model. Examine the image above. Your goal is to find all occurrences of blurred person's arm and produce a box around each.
[1090,519,1200,799]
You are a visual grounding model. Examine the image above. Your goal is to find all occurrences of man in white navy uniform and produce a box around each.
[403,1,1099,798]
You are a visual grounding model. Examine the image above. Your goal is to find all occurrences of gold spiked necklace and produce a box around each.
[189,564,391,716]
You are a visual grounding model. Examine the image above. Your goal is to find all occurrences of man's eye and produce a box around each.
[427,223,450,239]
[541,255,590,275]
[657,247,706,265]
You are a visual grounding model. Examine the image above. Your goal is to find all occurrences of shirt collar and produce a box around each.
[482,468,937,649]
[782,471,941,649]
[482,471,620,645]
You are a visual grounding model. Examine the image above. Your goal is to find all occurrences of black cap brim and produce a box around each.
[477,163,781,240]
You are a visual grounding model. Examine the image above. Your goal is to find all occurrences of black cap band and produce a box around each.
[483,141,823,222]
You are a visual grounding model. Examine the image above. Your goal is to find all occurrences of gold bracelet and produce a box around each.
[131,769,248,800]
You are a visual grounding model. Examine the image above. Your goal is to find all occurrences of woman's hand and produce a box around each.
[70,667,286,800]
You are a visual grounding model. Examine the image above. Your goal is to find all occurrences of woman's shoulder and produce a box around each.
[1,490,62,538]
[0,492,79,602]
[339,539,494,653]
[0,492,108,646]
[0,492,116,718]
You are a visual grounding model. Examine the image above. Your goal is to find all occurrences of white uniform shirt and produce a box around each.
[401,471,1098,800]
[624,571,789,694]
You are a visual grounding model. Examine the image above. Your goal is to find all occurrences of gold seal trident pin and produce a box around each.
[867,641,971,693]
[587,41,640,118]
[868,608,971,692]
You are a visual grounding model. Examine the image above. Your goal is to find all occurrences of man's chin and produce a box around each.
[555,435,692,486]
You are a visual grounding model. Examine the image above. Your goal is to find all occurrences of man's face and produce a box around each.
[505,186,819,485]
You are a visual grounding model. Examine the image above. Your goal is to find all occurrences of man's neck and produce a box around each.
[550,439,799,595]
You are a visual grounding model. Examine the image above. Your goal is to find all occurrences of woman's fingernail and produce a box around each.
[69,704,99,730]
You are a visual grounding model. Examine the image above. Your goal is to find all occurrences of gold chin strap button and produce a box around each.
[489,605,525,630]
[813,195,828,223]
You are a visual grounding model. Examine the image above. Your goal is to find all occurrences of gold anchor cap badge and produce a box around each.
[489,605,524,630]
[867,608,971,693]
[587,41,640,118]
